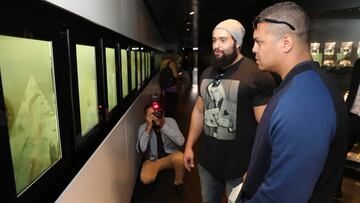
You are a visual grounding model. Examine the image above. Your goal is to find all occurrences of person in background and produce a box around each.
[236,2,348,202]
[335,58,360,198]
[183,19,275,203]
[345,58,360,150]
[136,102,185,193]
[160,50,179,118]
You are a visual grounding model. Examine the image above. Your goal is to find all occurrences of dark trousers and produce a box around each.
[163,91,178,118]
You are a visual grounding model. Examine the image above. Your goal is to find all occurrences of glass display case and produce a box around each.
[137,51,141,89]
[323,42,336,68]
[146,52,151,78]
[142,52,145,82]
[311,42,322,65]
[0,34,62,196]
[121,49,129,98]
[105,47,117,111]
[75,44,99,136]
[337,41,353,67]
[130,50,136,91]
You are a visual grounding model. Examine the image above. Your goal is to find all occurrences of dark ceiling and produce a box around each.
[143,0,196,47]
[143,0,360,50]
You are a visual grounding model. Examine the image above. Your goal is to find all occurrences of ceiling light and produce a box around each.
[189,11,195,15]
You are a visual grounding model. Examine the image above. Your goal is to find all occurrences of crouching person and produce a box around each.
[136,102,185,189]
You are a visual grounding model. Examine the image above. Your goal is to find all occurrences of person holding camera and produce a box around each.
[136,102,185,190]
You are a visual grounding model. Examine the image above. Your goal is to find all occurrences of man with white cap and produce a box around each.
[183,19,275,202]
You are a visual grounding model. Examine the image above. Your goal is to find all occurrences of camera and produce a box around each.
[151,93,164,118]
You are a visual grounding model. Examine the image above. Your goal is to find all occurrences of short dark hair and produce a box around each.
[144,102,153,114]
[258,1,310,43]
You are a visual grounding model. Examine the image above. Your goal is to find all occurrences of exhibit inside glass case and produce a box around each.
[130,50,136,91]
[337,41,353,67]
[136,51,141,88]
[142,52,145,82]
[323,42,336,67]
[310,42,322,65]
[76,44,99,136]
[105,47,117,111]
[347,144,360,164]
[0,35,62,195]
[146,53,151,78]
[121,49,129,98]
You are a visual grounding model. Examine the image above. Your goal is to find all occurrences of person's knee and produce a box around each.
[140,172,156,185]
[140,161,157,185]
[171,151,184,166]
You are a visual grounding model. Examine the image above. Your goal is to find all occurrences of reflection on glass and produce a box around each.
[137,52,141,88]
[105,48,117,111]
[0,35,62,195]
[121,49,128,98]
[130,51,136,90]
[76,44,99,136]
[142,52,145,82]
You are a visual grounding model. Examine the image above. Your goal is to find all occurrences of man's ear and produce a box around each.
[236,42,241,49]
[281,34,293,53]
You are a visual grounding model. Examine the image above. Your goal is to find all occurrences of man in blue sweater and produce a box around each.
[236,2,348,203]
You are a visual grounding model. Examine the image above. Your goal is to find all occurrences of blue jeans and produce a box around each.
[198,164,243,203]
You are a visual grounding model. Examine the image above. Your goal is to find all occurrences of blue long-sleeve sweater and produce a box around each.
[238,61,348,203]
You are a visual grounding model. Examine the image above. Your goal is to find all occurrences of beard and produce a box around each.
[212,43,238,71]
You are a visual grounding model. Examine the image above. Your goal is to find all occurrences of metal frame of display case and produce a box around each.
[0,2,159,201]
[0,10,74,202]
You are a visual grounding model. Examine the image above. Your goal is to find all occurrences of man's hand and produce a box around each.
[145,112,154,130]
[184,147,195,171]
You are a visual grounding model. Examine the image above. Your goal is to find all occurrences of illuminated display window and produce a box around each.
[76,44,99,136]
[121,49,129,98]
[141,52,145,82]
[0,35,62,195]
[147,53,151,77]
[130,51,136,91]
[137,51,141,88]
[105,47,117,111]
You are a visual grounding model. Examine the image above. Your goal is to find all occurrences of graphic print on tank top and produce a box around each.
[201,79,239,140]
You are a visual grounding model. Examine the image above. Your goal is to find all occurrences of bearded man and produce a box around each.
[183,19,276,203]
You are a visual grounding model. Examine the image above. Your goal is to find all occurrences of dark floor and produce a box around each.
[131,70,360,203]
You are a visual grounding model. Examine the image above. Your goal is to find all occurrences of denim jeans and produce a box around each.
[198,164,243,203]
